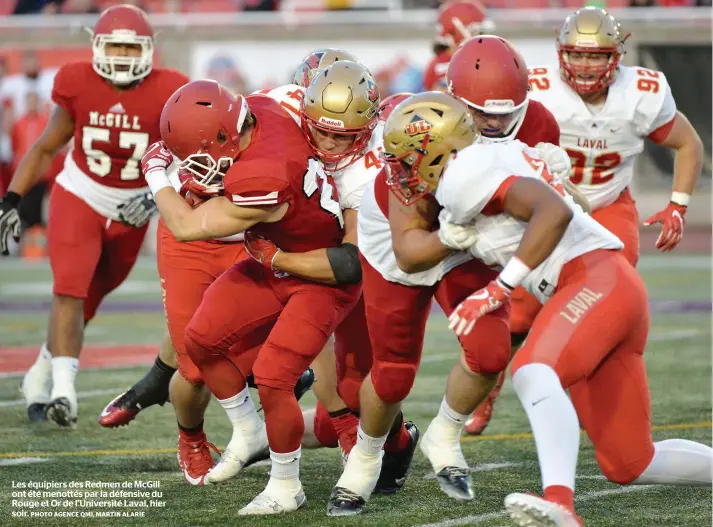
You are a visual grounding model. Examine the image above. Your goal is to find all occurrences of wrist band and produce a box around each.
[146,170,173,196]
[498,257,531,290]
[3,191,21,207]
[671,192,690,207]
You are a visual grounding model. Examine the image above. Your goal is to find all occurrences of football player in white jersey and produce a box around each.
[410,92,712,526]
[527,7,702,264]
[246,62,421,494]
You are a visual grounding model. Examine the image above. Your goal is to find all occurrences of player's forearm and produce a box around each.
[394,228,452,274]
[272,249,338,285]
[8,145,55,197]
[671,137,703,197]
[514,206,573,270]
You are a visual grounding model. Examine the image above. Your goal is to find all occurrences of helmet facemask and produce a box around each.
[559,47,621,94]
[92,30,153,86]
[302,115,377,173]
[463,98,529,143]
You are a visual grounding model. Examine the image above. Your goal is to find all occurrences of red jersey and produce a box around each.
[52,62,188,189]
[223,96,344,253]
[423,51,451,91]
[516,99,560,147]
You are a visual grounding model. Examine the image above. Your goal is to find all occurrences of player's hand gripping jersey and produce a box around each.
[527,64,676,211]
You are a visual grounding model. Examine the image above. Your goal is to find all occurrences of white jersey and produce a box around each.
[435,140,623,304]
[56,147,147,221]
[358,127,472,287]
[527,65,676,210]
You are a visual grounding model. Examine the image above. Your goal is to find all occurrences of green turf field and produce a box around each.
[0,255,711,526]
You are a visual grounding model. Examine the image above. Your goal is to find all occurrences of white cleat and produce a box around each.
[20,363,52,422]
[45,386,78,429]
[205,425,269,484]
[504,493,583,527]
[238,486,306,516]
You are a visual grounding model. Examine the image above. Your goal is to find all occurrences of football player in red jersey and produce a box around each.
[0,4,188,428]
[142,80,362,514]
[423,0,494,92]
[446,35,589,436]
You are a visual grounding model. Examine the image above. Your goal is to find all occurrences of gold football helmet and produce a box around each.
[557,7,630,94]
[301,60,380,170]
[293,48,360,88]
[382,91,477,205]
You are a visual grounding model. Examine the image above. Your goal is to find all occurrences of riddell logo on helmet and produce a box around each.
[575,38,599,47]
[405,115,432,136]
[318,116,345,127]
[483,99,514,112]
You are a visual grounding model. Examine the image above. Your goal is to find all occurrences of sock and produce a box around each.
[50,357,79,398]
[336,425,387,499]
[36,343,52,365]
[356,424,388,457]
[384,413,411,454]
[544,484,575,511]
[178,420,205,442]
[631,439,713,486]
[422,398,469,472]
[218,385,262,435]
[512,363,579,495]
[132,356,177,407]
[266,448,302,494]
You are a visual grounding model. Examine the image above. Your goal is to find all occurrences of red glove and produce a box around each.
[643,202,686,252]
[449,279,512,337]
[141,141,174,178]
[244,231,281,269]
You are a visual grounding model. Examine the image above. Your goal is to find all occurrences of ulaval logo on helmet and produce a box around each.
[404,115,433,136]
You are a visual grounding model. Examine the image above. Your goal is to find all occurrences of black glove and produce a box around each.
[117,191,157,228]
[0,191,21,256]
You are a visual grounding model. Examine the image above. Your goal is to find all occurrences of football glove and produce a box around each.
[244,231,281,269]
[117,191,157,228]
[437,209,478,250]
[449,279,512,336]
[535,142,572,181]
[644,202,686,252]
[0,191,21,256]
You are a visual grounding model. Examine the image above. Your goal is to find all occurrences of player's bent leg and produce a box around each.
[99,332,177,428]
[329,257,430,517]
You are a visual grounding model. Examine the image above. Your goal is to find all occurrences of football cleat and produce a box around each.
[434,466,474,502]
[20,359,52,423]
[505,493,583,527]
[177,434,220,486]
[97,390,144,428]
[465,370,506,435]
[420,421,473,501]
[326,486,366,517]
[45,396,77,429]
[374,421,420,494]
[238,487,306,516]
[205,425,269,484]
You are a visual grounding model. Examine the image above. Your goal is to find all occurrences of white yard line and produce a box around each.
[0,388,123,408]
[0,457,51,466]
[412,485,655,527]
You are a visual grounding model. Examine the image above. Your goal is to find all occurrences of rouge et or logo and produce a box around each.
[404,114,432,136]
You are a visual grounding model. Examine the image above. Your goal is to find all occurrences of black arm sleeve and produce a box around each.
[326,242,362,284]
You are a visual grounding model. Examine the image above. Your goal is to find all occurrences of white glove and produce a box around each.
[535,142,572,181]
[438,209,478,250]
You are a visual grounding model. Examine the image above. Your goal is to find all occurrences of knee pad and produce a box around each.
[371,360,417,404]
[177,358,203,386]
[461,314,511,376]
[597,451,652,485]
[183,331,212,369]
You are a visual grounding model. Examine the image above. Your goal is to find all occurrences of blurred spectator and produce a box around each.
[205,54,251,94]
[10,92,48,174]
[13,0,64,14]
[61,0,101,13]
[244,0,280,9]
[0,50,56,121]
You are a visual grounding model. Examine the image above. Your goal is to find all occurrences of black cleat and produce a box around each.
[27,403,47,422]
[294,368,316,401]
[374,421,420,494]
[434,466,474,502]
[45,397,77,428]
[326,486,366,517]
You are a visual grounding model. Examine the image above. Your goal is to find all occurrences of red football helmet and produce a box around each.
[435,1,495,49]
[160,80,250,194]
[447,35,529,142]
[91,5,154,86]
[378,92,414,122]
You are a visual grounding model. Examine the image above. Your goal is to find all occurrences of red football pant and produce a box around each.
[510,187,641,335]
[361,255,511,405]
[47,184,147,323]
[333,295,372,410]
[156,220,248,385]
[512,249,653,483]
[185,258,360,453]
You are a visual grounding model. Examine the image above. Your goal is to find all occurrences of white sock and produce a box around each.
[356,424,388,457]
[36,343,52,366]
[435,397,469,436]
[422,397,469,472]
[512,363,579,492]
[266,448,302,494]
[218,385,263,435]
[631,439,713,486]
[50,357,79,399]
